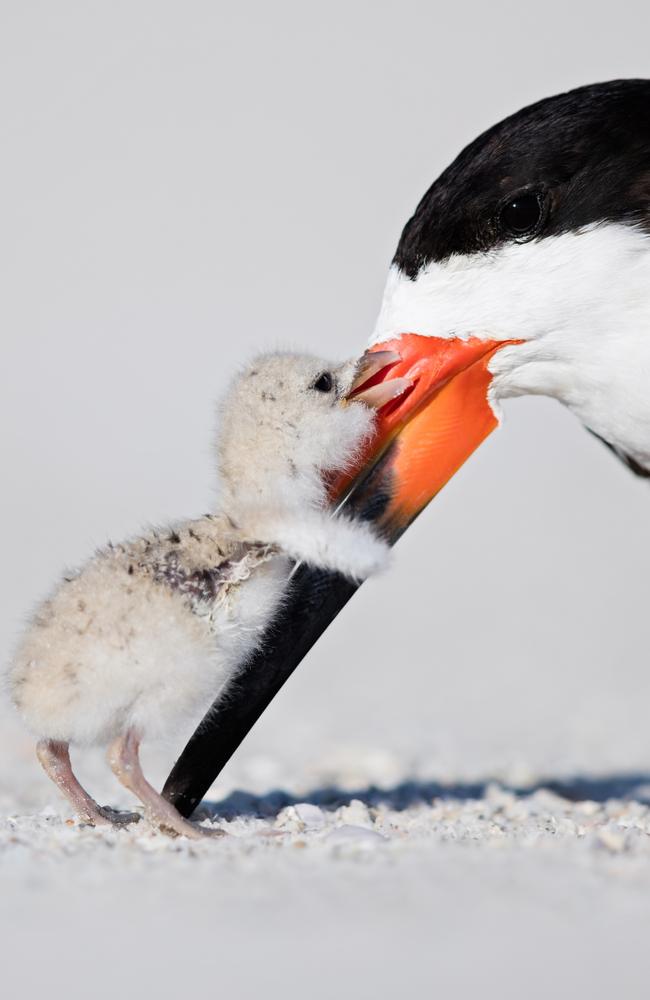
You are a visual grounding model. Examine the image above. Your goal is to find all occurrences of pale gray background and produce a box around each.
[2,1,650,997]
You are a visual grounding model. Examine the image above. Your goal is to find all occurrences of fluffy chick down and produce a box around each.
[8,353,389,751]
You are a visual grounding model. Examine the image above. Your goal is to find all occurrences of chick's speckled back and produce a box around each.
[10,513,288,745]
[112,515,276,612]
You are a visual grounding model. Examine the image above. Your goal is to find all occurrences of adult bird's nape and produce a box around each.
[163,79,650,817]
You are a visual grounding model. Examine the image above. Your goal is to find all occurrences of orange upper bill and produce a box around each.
[337,334,514,539]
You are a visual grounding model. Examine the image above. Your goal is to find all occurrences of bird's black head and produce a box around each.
[371,78,650,477]
[395,79,650,277]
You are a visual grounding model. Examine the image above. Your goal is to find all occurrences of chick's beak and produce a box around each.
[347,350,413,409]
[335,334,509,539]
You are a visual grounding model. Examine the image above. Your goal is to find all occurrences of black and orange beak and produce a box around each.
[162,334,508,818]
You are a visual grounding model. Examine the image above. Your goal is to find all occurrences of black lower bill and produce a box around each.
[162,564,358,817]
[162,444,400,818]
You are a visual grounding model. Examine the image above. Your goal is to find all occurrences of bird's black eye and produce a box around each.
[312,371,334,393]
[500,192,545,239]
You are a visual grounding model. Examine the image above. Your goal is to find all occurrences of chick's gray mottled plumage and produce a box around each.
[7,352,388,838]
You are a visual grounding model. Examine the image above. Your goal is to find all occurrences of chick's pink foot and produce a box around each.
[36,739,140,828]
[108,729,225,840]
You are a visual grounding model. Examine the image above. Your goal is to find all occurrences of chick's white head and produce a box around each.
[217,352,375,517]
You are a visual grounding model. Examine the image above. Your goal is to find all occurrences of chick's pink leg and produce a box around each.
[36,739,140,827]
[107,729,224,840]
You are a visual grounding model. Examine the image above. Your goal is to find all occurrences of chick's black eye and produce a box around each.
[312,371,334,393]
[500,192,544,238]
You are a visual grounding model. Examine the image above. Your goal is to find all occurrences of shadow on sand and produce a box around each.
[198,772,650,821]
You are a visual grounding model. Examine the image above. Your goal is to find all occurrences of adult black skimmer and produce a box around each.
[164,79,650,816]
